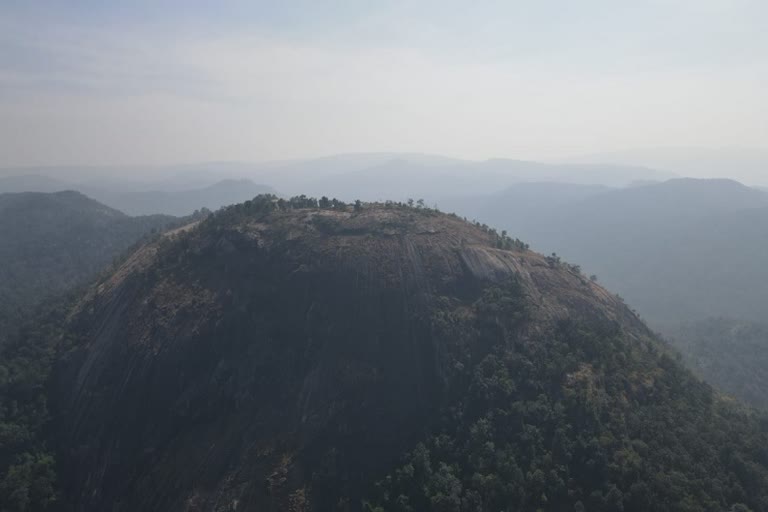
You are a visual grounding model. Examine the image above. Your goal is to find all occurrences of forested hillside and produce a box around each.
[0,191,177,344]
[0,196,763,511]
[666,318,768,410]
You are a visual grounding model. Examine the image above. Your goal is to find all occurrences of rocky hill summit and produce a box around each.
[15,196,767,511]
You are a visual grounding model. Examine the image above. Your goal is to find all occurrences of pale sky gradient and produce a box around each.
[1,1,767,179]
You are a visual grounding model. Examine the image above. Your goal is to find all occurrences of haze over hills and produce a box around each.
[290,158,672,202]
[1,198,765,511]
[2,153,674,182]
[0,174,276,217]
[0,153,676,207]
[86,179,277,216]
[0,174,72,194]
[567,147,768,186]
[440,182,614,229]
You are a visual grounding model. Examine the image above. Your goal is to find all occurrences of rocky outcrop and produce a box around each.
[51,206,649,511]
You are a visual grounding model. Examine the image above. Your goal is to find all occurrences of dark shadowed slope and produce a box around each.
[6,197,761,512]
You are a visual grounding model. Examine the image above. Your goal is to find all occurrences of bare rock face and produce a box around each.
[51,206,649,511]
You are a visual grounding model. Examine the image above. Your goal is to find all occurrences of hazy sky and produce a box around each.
[1,1,767,177]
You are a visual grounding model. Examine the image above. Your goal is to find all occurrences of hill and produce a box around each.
[0,191,178,343]
[3,197,767,511]
[665,317,768,410]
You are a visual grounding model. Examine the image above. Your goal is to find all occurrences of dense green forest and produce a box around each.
[365,298,768,512]
[0,299,71,510]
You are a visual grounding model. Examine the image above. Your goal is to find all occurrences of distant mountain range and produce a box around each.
[0,154,678,215]
[86,179,276,216]
[566,147,768,186]
[0,175,276,216]
[251,154,675,200]
[0,174,71,193]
